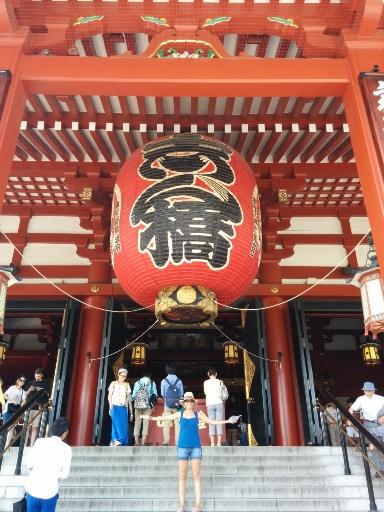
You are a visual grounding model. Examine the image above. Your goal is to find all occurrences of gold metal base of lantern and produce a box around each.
[155,286,218,328]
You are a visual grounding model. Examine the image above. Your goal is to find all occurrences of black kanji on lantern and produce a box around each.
[130,134,243,270]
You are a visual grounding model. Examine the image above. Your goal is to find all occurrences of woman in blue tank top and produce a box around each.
[141,391,238,512]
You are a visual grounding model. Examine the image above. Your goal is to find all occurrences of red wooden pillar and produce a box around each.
[0,22,27,210]
[68,262,110,446]
[260,261,302,445]
[343,45,384,281]
[263,296,301,446]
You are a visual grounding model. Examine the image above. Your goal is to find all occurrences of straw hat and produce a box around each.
[179,391,196,404]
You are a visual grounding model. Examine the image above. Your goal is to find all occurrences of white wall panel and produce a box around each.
[280,244,347,266]
[28,216,92,234]
[350,217,370,234]
[0,215,20,233]
[21,244,91,265]
[278,217,342,234]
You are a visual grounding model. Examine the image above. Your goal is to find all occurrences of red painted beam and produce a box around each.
[287,131,313,163]
[6,282,360,299]
[279,205,366,217]
[276,233,364,245]
[22,110,348,131]
[1,204,90,216]
[10,161,358,179]
[259,131,282,163]
[15,264,350,281]
[1,233,91,244]
[280,266,346,279]
[272,131,297,163]
[20,56,350,97]
[301,132,329,163]
[314,131,349,162]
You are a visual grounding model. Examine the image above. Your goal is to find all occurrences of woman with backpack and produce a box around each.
[141,391,238,512]
[203,368,227,446]
[108,368,133,446]
[132,368,158,446]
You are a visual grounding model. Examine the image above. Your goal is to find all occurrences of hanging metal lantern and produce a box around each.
[111,133,262,328]
[131,343,148,366]
[0,334,11,364]
[351,267,384,339]
[0,265,21,336]
[0,271,9,335]
[361,339,381,367]
[223,341,239,365]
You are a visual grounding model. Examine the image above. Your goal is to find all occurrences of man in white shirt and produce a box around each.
[24,417,72,512]
[349,382,384,430]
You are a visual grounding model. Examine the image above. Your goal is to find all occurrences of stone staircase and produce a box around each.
[1,446,384,511]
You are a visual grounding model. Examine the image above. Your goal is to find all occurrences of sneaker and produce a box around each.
[163,443,169,446]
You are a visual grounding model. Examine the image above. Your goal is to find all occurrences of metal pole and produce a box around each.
[337,408,351,475]
[359,431,378,511]
[14,411,30,476]
[0,429,6,471]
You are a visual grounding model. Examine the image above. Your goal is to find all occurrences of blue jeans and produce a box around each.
[26,493,58,512]
[207,403,224,436]
[177,447,202,460]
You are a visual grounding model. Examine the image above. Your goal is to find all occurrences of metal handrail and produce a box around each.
[320,388,384,455]
[319,387,384,512]
[0,389,48,474]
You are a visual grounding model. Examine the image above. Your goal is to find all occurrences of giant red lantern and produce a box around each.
[111,134,261,326]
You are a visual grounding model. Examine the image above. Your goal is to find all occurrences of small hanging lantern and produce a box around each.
[361,339,381,367]
[223,341,239,365]
[0,334,11,364]
[131,342,148,366]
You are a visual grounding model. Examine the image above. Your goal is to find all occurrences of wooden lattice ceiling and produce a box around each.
[2,0,381,289]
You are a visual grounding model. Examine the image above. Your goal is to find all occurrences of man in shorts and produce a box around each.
[24,368,50,446]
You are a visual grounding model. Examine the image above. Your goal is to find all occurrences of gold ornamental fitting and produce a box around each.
[155,286,218,328]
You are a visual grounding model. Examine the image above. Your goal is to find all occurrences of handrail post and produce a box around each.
[337,408,351,475]
[14,410,30,476]
[0,429,6,471]
[359,431,378,511]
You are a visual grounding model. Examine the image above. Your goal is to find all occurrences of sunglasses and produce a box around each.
[19,379,26,382]
[183,399,194,403]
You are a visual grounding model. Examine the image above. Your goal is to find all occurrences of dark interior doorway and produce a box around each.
[291,299,384,445]
[93,300,247,445]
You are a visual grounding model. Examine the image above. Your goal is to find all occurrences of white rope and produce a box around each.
[89,319,158,363]
[216,231,370,312]
[0,231,154,313]
[1,229,371,314]
[212,322,281,367]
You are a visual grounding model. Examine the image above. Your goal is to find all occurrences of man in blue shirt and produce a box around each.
[161,364,184,446]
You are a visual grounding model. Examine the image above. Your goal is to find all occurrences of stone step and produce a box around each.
[2,445,346,458]
[0,446,377,512]
[0,463,365,477]
[48,497,384,512]
[0,474,370,487]
[41,454,362,463]
[50,485,384,499]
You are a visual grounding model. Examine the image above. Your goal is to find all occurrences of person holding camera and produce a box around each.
[24,368,50,446]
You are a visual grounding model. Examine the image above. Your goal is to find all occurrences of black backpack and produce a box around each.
[164,377,181,408]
